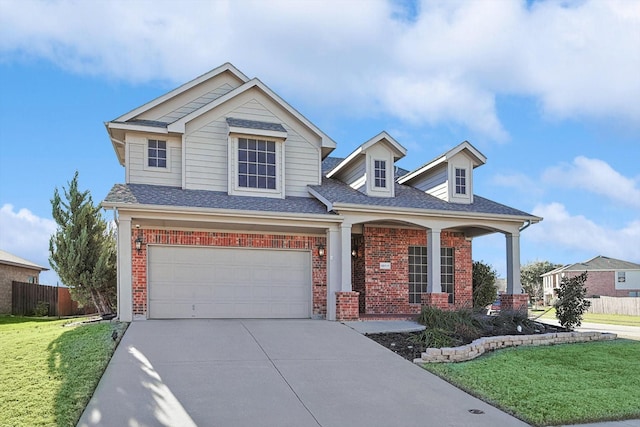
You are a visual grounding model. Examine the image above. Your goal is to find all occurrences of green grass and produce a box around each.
[424,339,640,426]
[0,316,128,427]
[533,307,640,327]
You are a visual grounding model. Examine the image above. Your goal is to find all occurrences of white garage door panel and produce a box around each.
[148,246,311,319]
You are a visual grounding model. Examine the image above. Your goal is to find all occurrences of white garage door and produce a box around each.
[148,246,311,319]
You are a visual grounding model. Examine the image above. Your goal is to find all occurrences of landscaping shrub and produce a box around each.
[34,301,49,317]
[555,271,591,330]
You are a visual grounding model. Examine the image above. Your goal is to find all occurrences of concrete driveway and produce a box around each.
[78,319,528,427]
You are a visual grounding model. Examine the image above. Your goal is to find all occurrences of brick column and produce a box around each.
[336,291,359,321]
[500,293,529,312]
[421,293,449,310]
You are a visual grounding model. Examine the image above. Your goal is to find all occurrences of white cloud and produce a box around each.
[0,204,58,284]
[543,156,640,208]
[0,0,638,140]
[531,202,640,263]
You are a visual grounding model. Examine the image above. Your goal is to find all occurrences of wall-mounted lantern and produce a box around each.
[135,225,144,254]
[317,243,325,258]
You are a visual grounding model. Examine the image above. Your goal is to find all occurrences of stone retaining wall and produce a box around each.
[414,331,617,364]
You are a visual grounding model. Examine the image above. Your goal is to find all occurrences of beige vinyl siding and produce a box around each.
[338,160,366,191]
[126,135,182,187]
[135,72,244,123]
[183,92,321,195]
[184,120,228,191]
[410,164,447,198]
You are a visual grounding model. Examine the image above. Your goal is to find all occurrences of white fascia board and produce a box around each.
[167,79,336,152]
[361,131,407,159]
[445,141,487,167]
[114,63,250,123]
[101,202,343,224]
[107,122,169,134]
[228,126,287,140]
[325,147,364,178]
[0,260,49,271]
[397,157,447,184]
[307,187,334,211]
[330,202,542,223]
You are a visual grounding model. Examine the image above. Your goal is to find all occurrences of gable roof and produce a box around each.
[0,249,48,271]
[562,255,640,272]
[326,131,406,178]
[166,78,336,156]
[398,140,487,185]
[113,63,250,123]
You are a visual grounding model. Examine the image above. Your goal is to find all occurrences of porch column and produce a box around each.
[502,231,529,311]
[505,232,522,294]
[427,228,441,293]
[117,217,133,322]
[340,223,352,292]
[423,228,448,309]
[326,226,341,321]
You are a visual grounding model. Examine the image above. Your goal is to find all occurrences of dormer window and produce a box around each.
[455,168,466,195]
[374,160,387,188]
[238,138,276,189]
[148,139,167,168]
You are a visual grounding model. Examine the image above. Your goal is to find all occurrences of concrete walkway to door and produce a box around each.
[78,319,529,427]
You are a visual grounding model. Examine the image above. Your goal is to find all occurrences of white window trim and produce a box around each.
[449,163,472,203]
[228,133,285,199]
[367,156,394,197]
[143,138,172,173]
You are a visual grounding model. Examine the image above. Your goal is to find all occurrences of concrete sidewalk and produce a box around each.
[78,319,528,427]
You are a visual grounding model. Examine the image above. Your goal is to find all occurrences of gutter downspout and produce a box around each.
[519,220,532,232]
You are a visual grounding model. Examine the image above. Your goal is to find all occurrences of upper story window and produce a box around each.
[455,168,466,195]
[238,138,276,190]
[148,139,167,168]
[374,160,387,188]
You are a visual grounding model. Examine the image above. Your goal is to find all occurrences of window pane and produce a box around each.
[257,140,265,151]
[267,153,276,164]
[248,151,257,162]
[258,176,266,188]
[148,158,157,167]
[238,150,247,161]
[248,163,257,174]
[158,141,166,149]
[258,152,266,163]
[248,176,257,187]
[248,139,256,150]
[258,164,266,175]
[149,149,157,158]
[239,138,247,149]
[267,165,276,176]
[238,175,247,187]
[267,177,276,189]
[267,141,275,152]
[158,159,166,168]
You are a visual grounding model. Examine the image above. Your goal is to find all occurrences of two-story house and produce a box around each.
[103,63,541,322]
[542,255,640,305]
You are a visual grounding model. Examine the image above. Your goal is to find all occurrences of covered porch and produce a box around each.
[326,214,531,321]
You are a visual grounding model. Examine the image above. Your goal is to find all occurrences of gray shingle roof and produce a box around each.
[564,256,640,271]
[309,177,536,217]
[226,117,286,133]
[322,157,409,179]
[103,184,333,215]
[122,119,169,128]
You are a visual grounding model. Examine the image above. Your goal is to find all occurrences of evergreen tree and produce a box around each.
[555,271,591,330]
[472,261,498,309]
[49,172,116,314]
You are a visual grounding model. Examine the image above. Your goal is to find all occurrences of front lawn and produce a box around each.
[0,316,127,427]
[424,339,640,426]
[533,307,640,327]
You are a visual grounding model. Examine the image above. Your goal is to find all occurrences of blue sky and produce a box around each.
[1,0,639,287]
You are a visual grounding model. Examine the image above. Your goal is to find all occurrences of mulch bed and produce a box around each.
[366,320,567,362]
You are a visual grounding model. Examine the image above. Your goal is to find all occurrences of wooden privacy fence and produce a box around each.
[11,281,85,316]
[587,296,640,316]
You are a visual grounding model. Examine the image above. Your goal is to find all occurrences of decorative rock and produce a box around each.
[414,331,617,365]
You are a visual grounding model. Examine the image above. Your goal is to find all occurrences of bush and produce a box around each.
[33,301,49,317]
[472,261,498,309]
[555,271,591,330]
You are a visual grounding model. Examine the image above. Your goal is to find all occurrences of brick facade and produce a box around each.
[131,229,327,317]
[565,271,638,298]
[335,291,359,321]
[359,226,472,315]
[500,293,529,312]
[0,264,42,314]
[421,292,450,310]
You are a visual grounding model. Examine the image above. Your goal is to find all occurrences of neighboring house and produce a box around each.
[103,63,541,322]
[0,249,49,314]
[542,255,640,304]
